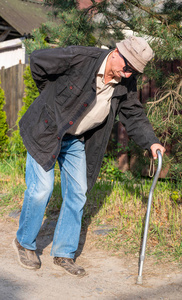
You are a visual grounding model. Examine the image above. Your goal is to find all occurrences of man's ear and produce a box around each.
[112,48,119,58]
[114,48,119,54]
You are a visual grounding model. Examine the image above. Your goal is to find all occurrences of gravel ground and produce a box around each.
[0,217,182,300]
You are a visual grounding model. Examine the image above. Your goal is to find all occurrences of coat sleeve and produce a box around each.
[30,46,74,93]
[118,77,160,151]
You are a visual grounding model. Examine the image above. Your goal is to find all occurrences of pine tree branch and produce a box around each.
[177,79,182,94]
[123,0,182,40]
[125,0,168,25]
[147,91,171,105]
[82,4,134,30]
[82,0,182,40]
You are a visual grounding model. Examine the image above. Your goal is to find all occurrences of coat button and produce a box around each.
[52,155,56,159]
[45,119,48,123]
[69,86,73,90]
[69,121,73,125]
[83,103,88,107]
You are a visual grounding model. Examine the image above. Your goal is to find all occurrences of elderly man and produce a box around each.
[13,36,165,277]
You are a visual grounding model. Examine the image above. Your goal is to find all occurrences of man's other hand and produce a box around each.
[150,143,166,160]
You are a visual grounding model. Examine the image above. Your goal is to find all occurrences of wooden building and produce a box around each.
[0,0,48,41]
[0,0,49,129]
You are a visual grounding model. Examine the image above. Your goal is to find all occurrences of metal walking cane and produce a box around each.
[137,149,162,285]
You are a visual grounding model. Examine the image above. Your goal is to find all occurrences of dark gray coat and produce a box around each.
[19,46,160,192]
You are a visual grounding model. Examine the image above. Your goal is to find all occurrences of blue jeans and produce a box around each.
[16,135,87,259]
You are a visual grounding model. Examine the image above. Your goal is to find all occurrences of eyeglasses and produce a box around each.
[122,55,139,75]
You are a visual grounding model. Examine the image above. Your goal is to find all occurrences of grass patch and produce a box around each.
[85,178,182,263]
[0,158,26,216]
[0,158,181,263]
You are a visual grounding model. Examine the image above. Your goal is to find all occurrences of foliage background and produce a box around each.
[0,82,8,157]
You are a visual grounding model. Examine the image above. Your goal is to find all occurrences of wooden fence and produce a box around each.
[139,59,182,103]
[0,63,27,132]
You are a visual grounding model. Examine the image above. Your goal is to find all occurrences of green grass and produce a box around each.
[0,157,182,263]
[84,177,182,263]
[0,158,26,216]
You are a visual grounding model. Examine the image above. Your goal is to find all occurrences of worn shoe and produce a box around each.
[53,257,86,277]
[13,238,41,270]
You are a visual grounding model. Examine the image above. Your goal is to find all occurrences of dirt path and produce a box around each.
[0,217,181,300]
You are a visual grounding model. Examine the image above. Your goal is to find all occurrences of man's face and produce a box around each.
[110,49,137,79]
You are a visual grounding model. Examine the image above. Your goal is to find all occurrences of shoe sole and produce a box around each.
[53,262,87,278]
[12,238,39,270]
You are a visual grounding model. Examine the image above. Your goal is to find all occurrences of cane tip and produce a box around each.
[136,276,143,285]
